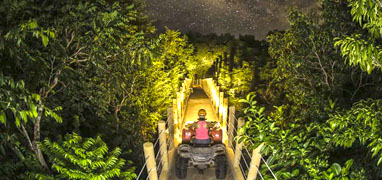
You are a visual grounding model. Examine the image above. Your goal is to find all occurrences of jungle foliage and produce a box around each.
[232,0,382,179]
[186,32,270,106]
[0,0,193,179]
[1,0,382,179]
[186,0,382,179]
[36,133,136,180]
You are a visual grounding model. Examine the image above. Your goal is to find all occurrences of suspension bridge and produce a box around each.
[136,79,277,180]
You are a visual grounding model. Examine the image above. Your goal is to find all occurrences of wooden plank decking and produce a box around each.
[168,88,233,180]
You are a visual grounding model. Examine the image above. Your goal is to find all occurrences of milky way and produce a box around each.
[143,0,318,39]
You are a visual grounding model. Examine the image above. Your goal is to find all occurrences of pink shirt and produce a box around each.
[195,121,209,139]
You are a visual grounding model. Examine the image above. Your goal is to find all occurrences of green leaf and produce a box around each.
[15,115,20,128]
[28,19,38,29]
[31,94,40,101]
[356,113,363,120]
[29,103,38,118]
[292,169,300,176]
[238,99,248,103]
[41,34,49,47]
[238,136,245,143]
[13,147,25,160]
[281,172,292,179]
[46,109,62,123]
[0,144,5,155]
[342,159,353,174]
[19,111,28,123]
[0,112,6,125]
[331,163,341,176]
[378,157,382,165]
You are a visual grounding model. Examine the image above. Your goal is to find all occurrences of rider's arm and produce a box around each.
[207,122,216,128]
[190,122,198,129]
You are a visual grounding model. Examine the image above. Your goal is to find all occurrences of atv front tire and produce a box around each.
[215,155,227,179]
[175,156,188,179]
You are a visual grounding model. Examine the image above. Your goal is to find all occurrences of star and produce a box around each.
[143,0,318,39]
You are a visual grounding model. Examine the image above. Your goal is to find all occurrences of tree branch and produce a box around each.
[18,123,33,151]
[311,37,331,89]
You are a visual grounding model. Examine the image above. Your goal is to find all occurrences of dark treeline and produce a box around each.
[1,0,382,179]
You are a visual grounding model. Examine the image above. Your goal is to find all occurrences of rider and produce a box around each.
[192,109,214,145]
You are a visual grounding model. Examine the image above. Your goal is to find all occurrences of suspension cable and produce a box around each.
[153,130,164,148]
[138,129,166,180]
[155,142,164,161]
[239,161,248,180]
[145,167,154,180]
[229,122,238,134]
[232,114,278,180]
[243,135,278,180]
[157,155,164,169]
[252,163,265,180]
[156,151,166,176]
[244,146,252,160]
[240,151,250,169]
[136,155,150,180]
[241,146,265,180]
[261,155,278,180]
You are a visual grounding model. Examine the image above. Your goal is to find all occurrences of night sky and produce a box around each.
[143,0,318,40]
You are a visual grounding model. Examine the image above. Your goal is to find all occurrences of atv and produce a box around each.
[175,121,227,179]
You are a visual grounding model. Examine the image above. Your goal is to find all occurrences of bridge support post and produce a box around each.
[228,106,235,148]
[143,142,158,180]
[233,117,245,167]
[167,108,174,150]
[173,99,179,147]
[247,143,264,180]
[177,92,181,124]
[222,98,228,144]
[219,92,224,120]
[215,86,220,114]
[158,121,168,170]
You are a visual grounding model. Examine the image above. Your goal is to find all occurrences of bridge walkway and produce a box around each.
[139,79,272,180]
[168,87,234,180]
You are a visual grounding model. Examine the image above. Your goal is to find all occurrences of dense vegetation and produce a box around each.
[235,0,382,179]
[1,0,382,179]
[188,0,382,179]
[0,0,194,179]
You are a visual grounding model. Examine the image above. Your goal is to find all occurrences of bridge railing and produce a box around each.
[137,118,172,180]
[172,78,193,147]
[228,107,278,180]
[200,78,278,180]
[137,78,193,180]
[138,78,278,180]
[199,78,229,144]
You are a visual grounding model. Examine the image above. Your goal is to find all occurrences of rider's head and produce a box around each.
[198,109,207,121]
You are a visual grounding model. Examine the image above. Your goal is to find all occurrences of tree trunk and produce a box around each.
[114,107,120,133]
[33,101,49,170]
